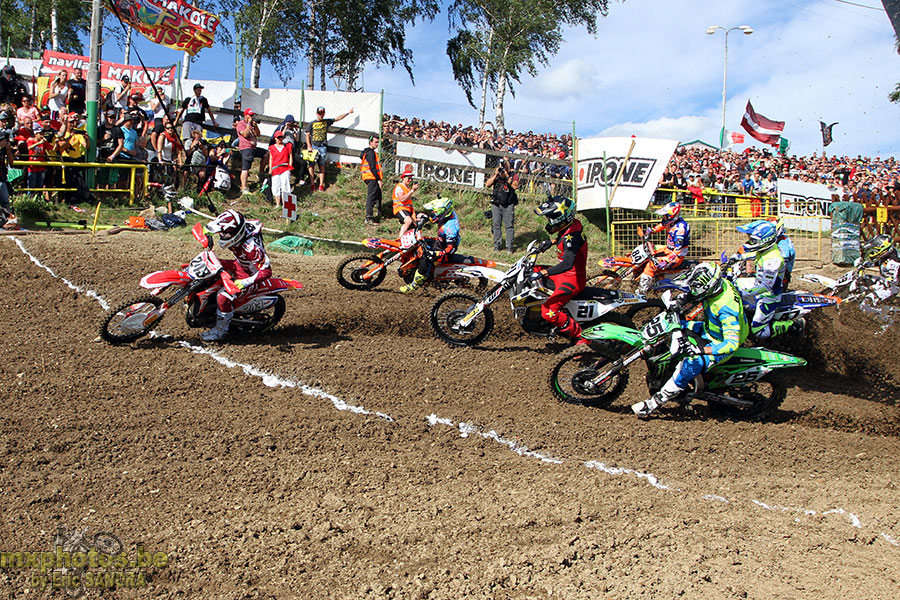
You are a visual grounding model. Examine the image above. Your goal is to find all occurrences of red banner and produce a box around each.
[107,0,219,56]
[41,50,177,88]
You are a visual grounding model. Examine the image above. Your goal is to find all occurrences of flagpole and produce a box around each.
[86,0,102,186]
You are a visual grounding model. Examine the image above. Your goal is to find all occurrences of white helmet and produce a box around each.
[206,210,247,250]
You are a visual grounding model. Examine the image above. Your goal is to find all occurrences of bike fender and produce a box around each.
[800,273,837,288]
[581,322,643,347]
[264,278,303,291]
[730,346,807,368]
[141,270,191,289]
[364,238,400,251]
[452,265,506,282]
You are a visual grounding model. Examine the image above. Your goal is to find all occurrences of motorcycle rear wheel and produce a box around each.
[548,345,629,408]
[706,375,785,421]
[100,296,164,344]
[430,290,494,347]
[231,296,286,335]
[586,269,624,289]
[336,253,387,290]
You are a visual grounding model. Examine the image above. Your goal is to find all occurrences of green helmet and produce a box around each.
[862,234,897,263]
[678,262,723,300]
[422,197,453,223]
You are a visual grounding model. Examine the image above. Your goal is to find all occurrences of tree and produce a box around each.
[305,0,438,91]
[0,0,89,55]
[447,0,612,135]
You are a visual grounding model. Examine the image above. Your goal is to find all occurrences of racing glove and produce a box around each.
[234,278,251,291]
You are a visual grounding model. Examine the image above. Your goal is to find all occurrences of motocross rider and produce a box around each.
[399,197,459,294]
[638,201,690,294]
[859,234,900,306]
[531,196,589,344]
[632,262,748,416]
[738,217,795,290]
[774,217,796,290]
[731,220,799,339]
[200,210,272,341]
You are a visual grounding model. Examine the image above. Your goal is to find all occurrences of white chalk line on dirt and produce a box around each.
[12,238,110,310]
[7,237,390,422]
[177,339,394,422]
[12,237,897,547]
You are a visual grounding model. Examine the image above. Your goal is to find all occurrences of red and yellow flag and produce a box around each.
[106,0,220,56]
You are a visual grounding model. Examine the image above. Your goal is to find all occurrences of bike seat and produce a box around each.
[574,287,620,302]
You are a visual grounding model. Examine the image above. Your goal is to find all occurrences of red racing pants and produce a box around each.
[540,272,583,339]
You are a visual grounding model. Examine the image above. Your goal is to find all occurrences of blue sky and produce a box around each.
[105,0,900,157]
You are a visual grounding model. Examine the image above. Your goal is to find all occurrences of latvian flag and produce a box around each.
[740,101,785,146]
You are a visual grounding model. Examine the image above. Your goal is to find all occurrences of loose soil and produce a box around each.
[0,232,898,599]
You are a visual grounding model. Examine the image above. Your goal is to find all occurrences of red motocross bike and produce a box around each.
[100,223,303,344]
[336,226,498,291]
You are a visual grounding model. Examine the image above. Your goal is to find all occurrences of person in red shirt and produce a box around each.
[26,129,52,200]
[268,130,293,207]
[531,196,588,344]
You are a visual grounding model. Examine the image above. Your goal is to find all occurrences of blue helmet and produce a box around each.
[737,220,777,252]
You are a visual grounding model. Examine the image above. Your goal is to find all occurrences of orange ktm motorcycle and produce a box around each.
[336,226,498,291]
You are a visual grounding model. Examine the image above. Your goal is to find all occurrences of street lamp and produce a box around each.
[706,25,753,150]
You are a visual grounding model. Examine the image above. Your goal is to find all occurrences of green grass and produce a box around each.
[13,166,618,261]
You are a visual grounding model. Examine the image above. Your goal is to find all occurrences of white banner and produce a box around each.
[238,89,381,163]
[395,141,486,188]
[778,179,834,232]
[575,137,678,211]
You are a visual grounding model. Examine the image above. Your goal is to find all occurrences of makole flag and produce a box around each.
[106,0,220,56]
[740,100,785,146]
[575,137,678,211]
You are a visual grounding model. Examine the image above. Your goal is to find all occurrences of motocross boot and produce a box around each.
[201,310,233,342]
[632,379,683,416]
[558,315,583,343]
[399,272,427,294]
[637,274,654,294]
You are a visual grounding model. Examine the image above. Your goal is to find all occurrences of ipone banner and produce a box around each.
[778,179,835,233]
[106,0,219,56]
[575,137,678,211]
[395,141,486,188]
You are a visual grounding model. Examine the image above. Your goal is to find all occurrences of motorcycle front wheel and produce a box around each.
[231,296,286,335]
[336,253,387,290]
[705,375,785,422]
[100,296,164,344]
[548,345,629,407]
[430,290,494,347]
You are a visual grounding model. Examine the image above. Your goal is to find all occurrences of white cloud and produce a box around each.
[597,115,713,142]
[533,59,601,99]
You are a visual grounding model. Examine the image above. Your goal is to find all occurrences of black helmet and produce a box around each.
[534,196,575,234]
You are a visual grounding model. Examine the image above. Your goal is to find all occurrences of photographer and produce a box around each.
[235,108,267,195]
[484,157,519,254]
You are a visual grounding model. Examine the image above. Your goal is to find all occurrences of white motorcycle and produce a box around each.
[429,239,652,347]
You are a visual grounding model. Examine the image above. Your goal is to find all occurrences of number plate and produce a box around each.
[641,312,671,340]
[631,244,652,264]
[399,231,417,249]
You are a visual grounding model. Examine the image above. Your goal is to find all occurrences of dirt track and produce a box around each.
[1,231,898,599]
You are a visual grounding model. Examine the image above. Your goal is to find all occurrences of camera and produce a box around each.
[483,209,492,220]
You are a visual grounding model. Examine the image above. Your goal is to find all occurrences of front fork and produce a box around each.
[458,283,505,328]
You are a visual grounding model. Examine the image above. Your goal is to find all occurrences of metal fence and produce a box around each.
[610,196,830,263]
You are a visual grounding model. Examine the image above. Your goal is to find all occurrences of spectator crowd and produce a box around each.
[1,59,898,219]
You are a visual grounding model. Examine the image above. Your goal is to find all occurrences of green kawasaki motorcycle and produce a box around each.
[548,292,807,421]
